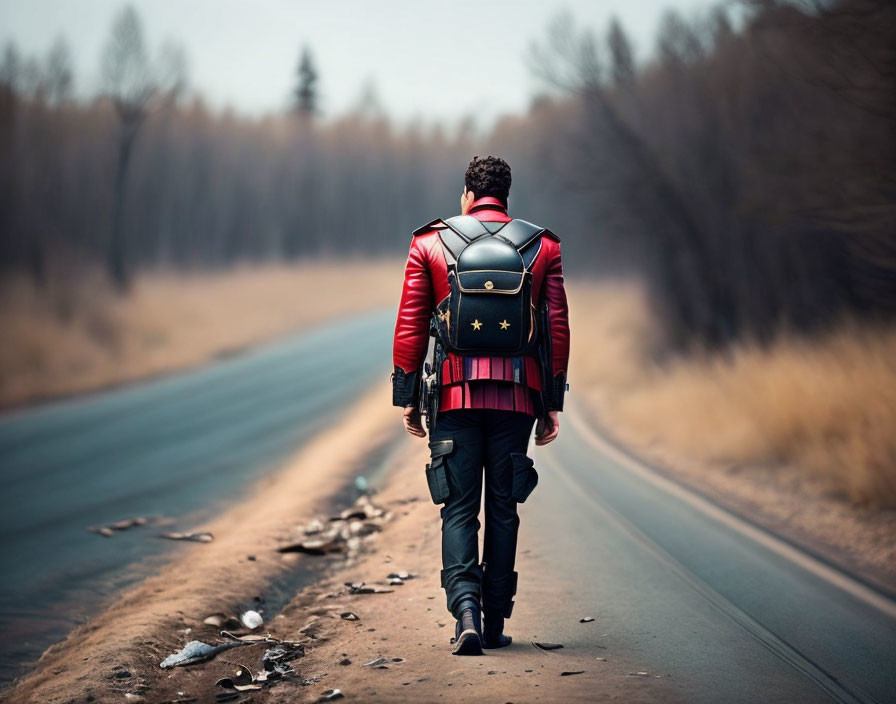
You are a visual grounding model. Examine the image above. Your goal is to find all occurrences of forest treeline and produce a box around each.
[1,0,894,348]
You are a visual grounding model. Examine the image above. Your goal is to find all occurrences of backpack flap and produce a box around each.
[457,269,524,294]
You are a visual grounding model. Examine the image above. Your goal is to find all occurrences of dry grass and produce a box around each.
[569,279,896,508]
[0,260,402,410]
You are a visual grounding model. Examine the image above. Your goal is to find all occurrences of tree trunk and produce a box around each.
[109,125,137,292]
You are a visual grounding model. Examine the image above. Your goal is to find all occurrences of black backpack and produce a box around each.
[415,215,553,356]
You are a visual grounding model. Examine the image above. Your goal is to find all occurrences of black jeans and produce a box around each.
[430,409,536,619]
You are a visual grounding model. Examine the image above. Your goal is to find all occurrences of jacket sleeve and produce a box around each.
[543,240,570,411]
[392,236,434,406]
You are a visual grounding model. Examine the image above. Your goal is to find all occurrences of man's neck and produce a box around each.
[468,196,507,214]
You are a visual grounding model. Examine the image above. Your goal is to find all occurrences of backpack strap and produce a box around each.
[438,215,491,266]
[495,219,562,269]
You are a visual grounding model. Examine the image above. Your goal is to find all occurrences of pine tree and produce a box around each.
[293,46,318,118]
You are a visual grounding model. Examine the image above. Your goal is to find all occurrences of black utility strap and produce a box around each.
[439,215,490,266]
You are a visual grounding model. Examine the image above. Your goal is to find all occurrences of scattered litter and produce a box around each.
[628,671,650,677]
[532,642,564,651]
[387,571,414,580]
[87,516,152,537]
[340,612,359,621]
[159,531,213,543]
[318,690,344,702]
[388,577,404,586]
[215,665,261,692]
[203,613,241,630]
[220,631,270,642]
[240,610,263,630]
[561,671,585,676]
[159,640,248,668]
[262,641,305,668]
[596,657,607,662]
[255,662,294,683]
[362,656,404,669]
[345,581,393,595]
[580,617,595,623]
[278,496,391,558]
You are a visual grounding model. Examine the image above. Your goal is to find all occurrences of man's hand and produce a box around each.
[535,410,560,446]
[402,405,426,438]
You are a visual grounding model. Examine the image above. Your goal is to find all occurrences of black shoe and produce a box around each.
[482,615,512,649]
[451,602,483,656]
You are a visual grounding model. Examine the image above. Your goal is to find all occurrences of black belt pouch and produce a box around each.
[510,452,538,503]
[426,438,454,504]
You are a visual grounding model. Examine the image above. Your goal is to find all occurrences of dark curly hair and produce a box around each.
[464,155,512,205]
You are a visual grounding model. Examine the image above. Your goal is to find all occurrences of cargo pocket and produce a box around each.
[426,438,454,505]
[510,452,538,503]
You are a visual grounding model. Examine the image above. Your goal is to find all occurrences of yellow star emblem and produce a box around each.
[499,319,510,330]
[471,319,482,331]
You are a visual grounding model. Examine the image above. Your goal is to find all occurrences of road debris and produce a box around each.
[345,581,394,594]
[628,671,650,677]
[387,571,414,580]
[339,612,359,621]
[363,656,405,669]
[278,496,392,557]
[159,640,249,668]
[87,516,153,537]
[240,610,263,630]
[220,631,270,642]
[159,531,214,543]
[262,640,306,668]
[203,613,241,630]
[215,665,262,692]
[532,642,564,651]
[318,689,344,701]
[579,617,595,623]
[561,671,585,676]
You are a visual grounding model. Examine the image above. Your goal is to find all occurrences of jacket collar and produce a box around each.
[468,196,507,214]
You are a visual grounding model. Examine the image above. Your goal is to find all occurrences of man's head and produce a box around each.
[462,155,512,212]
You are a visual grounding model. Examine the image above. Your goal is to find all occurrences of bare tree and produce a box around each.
[100,4,184,290]
[45,37,74,106]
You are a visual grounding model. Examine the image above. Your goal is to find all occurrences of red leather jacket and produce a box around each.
[392,196,570,415]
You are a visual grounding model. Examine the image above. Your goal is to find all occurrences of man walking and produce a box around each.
[392,155,570,655]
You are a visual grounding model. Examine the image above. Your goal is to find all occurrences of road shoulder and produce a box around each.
[2,386,397,704]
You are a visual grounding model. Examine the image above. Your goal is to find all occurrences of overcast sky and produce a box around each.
[1,0,718,126]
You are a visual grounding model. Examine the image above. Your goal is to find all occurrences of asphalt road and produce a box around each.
[2,309,894,702]
[0,309,394,685]
[523,405,896,704]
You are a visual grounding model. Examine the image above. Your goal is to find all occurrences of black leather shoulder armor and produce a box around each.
[412,218,446,237]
